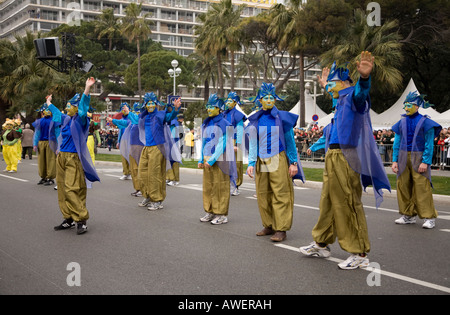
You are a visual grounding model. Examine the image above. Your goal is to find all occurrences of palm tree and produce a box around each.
[0,31,52,121]
[195,0,245,98]
[236,50,265,93]
[189,52,229,102]
[94,8,120,51]
[189,52,216,102]
[268,0,308,126]
[120,3,153,103]
[320,9,403,107]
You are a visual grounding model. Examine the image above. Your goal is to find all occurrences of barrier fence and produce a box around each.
[296,141,450,171]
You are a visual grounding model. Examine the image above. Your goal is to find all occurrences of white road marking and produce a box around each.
[0,174,29,182]
[178,184,202,191]
[275,244,450,294]
[103,174,122,178]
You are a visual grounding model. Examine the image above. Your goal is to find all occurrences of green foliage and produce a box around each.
[124,49,195,97]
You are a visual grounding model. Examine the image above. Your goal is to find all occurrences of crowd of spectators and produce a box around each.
[292,124,450,170]
[99,123,450,170]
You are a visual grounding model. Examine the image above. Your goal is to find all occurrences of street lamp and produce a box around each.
[168,59,182,96]
[306,76,322,115]
[105,97,112,130]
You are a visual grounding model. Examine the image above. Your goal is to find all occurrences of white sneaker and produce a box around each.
[147,202,163,211]
[119,174,131,180]
[138,198,151,207]
[231,188,240,196]
[395,215,416,225]
[338,254,369,270]
[211,215,228,225]
[167,181,179,186]
[299,242,331,258]
[200,213,215,222]
[422,218,435,229]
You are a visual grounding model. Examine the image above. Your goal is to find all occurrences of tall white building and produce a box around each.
[0,0,319,105]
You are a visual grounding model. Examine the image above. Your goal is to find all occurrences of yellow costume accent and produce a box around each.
[87,135,96,165]
[3,145,18,172]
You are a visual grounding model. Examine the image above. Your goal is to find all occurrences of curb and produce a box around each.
[95,160,450,203]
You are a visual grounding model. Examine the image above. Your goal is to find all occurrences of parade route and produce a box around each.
[0,156,449,296]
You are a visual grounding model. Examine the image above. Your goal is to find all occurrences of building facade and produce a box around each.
[1,0,319,107]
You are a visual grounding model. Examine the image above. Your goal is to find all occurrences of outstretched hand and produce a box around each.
[317,67,330,89]
[86,77,96,87]
[84,77,96,95]
[173,97,181,110]
[356,51,374,79]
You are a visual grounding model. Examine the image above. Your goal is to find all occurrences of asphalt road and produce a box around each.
[1,155,449,298]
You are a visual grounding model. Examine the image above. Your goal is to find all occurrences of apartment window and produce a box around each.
[40,22,59,31]
[178,11,193,22]
[41,0,60,6]
[41,10,58,21]
[84,1,101,12]
[160,10,176,20]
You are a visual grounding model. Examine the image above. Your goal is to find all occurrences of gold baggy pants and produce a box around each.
[56,152,89,222]
[139,146,166,202]
[203,158,230,215]
[235,147,244,188]
[166,162,180,182]
[121,156,131,175]
[396,152,437,219]
[255,151,294,232]
[129,155,141,191]
[312,149,370,254]
[38,140,56,179]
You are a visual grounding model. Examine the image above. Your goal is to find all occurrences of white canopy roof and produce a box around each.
[289,91,328,127]
[371,78,443,129]
[316,107,379,128]
[435,109,450,128]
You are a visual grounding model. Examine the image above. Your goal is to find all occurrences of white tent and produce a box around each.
[316,106,379,128]
[289,91,328,127]
[435,109,450,128]
[371,78,442,129]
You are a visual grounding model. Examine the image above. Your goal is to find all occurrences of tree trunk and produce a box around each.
[216,53,224,98]
[230,50,235,91]
[137,39,142,103]
[298,51,305,128]
[203,79,209,102]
